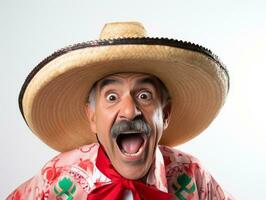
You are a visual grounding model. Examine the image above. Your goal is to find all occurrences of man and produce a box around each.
[7,22,233,199]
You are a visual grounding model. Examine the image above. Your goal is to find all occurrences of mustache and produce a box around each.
[111,116,151,139]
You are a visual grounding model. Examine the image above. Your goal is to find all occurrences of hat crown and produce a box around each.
[100,22,147,39]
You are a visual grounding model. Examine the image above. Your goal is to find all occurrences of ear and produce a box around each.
[85,103,96,133]
[162,102,171,130]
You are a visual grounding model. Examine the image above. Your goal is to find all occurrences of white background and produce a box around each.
[1,0,266,199]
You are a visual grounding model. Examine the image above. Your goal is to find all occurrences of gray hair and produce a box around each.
[87,82,97,110]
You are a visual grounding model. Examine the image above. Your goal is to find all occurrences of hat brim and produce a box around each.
[19,38,229,152]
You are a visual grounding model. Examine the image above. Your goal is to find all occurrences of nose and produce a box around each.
[118,95,141,120]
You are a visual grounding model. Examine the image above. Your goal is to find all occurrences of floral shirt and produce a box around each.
[6,143,233,200]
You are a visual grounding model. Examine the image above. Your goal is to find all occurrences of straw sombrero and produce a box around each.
[19,22,229,152]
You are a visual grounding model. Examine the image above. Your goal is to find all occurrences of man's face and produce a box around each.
[86,73,170,180]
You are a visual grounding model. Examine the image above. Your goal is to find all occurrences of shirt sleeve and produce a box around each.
[195,167,234,200]
[6,173,46,199]
[6,158,91,199]
[6,144,99,200]
[161,146,234,200]
[6,170,90,200]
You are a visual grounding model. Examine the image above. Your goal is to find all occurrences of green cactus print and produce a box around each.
[54,177,76,200]
[172,173,196,200]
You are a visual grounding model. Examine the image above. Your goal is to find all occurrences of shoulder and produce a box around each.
[159,145,234,200]
[6,143,100,199]
[159,145,202,170]
[43,143,99,170]
[159,145,209,185]
[159,145,210,181]
[41,143,99,183]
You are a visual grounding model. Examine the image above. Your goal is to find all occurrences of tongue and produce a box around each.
[121,134,143,154]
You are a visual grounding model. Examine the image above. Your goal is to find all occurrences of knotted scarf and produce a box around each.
[87,146,172,200]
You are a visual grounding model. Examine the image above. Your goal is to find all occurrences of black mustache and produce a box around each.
[111,116,151,139]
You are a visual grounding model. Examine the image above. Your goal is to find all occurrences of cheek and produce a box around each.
[95,107,118,140]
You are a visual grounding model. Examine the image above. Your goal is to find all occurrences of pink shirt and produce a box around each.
[6,143,233,200]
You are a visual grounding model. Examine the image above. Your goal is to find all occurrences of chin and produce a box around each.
[110,135,154,180]
[117,163,149,180]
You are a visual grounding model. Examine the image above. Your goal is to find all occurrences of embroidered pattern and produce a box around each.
[6,144,234,200]
[54,177,76,200]
[172,173,196,200]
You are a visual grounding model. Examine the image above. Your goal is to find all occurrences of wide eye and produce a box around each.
[137,91,152,101]
[106,93,118,102]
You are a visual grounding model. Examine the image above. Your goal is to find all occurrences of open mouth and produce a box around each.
[116,132,146,155]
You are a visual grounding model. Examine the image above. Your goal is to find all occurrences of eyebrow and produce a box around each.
[98,78,122,91]
[136,76,158,88]
[97,76,159,92]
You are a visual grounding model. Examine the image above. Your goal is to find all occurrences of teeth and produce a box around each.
[121,131,141,134]
[121,144,144,157]
[122,148,141,155]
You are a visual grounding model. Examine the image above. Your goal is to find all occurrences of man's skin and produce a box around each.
[85,73,171,180]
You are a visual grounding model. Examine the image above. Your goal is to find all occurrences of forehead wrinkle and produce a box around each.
[97,78,122,92]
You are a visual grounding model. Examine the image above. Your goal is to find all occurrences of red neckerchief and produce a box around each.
[87,145,172,200]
